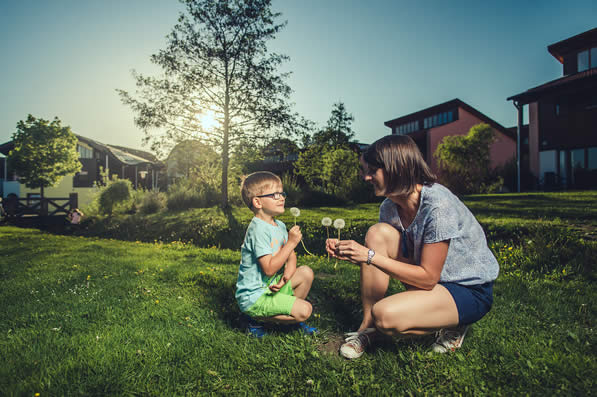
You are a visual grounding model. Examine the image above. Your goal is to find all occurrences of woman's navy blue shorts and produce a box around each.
[440,281,494,326]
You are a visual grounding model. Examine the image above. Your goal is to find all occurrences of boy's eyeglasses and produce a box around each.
[256,192,287,200]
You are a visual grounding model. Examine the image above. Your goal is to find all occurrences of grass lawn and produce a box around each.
[1,192,596,395]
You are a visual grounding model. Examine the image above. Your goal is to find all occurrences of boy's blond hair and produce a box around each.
[240,171,282,210]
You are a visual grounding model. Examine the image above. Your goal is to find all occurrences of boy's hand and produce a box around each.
[287,225,302,246]
[269,275,287,292]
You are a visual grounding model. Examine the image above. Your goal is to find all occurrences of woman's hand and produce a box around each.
[327,238,369,264]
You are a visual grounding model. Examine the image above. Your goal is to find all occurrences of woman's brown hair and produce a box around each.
[363,135,437,196]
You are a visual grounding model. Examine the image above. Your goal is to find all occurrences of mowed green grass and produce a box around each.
[1,192,596,395]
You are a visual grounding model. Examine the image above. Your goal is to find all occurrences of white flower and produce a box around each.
[333,218,345,229]
[321,217,332,227]
[290,207,301,217]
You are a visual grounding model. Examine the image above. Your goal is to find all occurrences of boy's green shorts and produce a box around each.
[245,274,296,318]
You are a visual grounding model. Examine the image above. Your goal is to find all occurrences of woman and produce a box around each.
[326,135,498,359]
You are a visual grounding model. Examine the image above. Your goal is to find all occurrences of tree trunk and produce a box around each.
[221,87,230,208]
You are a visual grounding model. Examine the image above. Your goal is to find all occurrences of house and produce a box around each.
[508,27,597,190]
[0,134,162,207]
[384,98,516,176]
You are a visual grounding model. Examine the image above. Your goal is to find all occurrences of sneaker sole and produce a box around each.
[340,344,365,359]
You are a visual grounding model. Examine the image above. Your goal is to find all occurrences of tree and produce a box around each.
[167,140,219,180]
[8,114,81,198]
[320,148,360,197]
[295,102,356,190]
[311,101,355,148]
[118,0,303,207]
[434,123,501,194]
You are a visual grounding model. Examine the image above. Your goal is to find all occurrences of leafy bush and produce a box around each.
[281,173,303,206]
[435,123,505,194]
[166,182,204,211]
[98,179,132,215]
[139,190,167,214]
[321,148,360,197]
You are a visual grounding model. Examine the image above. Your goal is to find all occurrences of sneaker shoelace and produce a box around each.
[435,327,465,349]
[343,328,375,352]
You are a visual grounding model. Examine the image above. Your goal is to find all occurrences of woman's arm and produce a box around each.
[331,239,449,290]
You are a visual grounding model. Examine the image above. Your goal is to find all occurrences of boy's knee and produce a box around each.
[294,300,312,322]
[298,265,314,281]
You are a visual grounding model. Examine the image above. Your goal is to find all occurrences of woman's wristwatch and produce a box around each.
[366,249,375,265]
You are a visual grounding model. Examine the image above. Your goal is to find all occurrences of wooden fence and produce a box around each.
[2,193,78,218]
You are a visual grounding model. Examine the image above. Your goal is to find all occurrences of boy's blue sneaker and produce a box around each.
[295,322,318,335]
[243,315,267,338]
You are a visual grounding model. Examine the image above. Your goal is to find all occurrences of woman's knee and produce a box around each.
[365,223,400,246]
[365,223,400,252]
[371,301,409,335]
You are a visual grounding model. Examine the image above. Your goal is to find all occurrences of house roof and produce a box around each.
[547,27,597,63]
[75,135,158,166]
[384,98,515,140]
[0,134,160,166]
[507,68,597,105]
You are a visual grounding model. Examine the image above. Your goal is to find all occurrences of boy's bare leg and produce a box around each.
[260,298,312,324]
[289,265,314,299]
[256,266,315,324]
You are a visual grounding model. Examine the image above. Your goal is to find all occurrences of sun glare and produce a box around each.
[198,110,218,131]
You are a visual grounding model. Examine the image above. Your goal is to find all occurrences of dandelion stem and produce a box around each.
[294,215,313,256]
[326,227,330,261]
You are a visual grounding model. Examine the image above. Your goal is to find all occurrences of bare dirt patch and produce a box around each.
[317,333,344,355]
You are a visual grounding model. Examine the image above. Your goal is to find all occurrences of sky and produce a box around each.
[1,0,596,156]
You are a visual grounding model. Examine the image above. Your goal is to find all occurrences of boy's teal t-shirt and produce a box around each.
[235,217,288,312]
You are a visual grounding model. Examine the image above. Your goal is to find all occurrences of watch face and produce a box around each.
[367,249,375,264]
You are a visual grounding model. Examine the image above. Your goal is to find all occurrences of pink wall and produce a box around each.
[427,107,516,174]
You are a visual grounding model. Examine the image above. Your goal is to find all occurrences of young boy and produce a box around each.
[236,171,317,337]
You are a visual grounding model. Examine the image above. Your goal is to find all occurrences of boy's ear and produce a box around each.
[252,197,262,209]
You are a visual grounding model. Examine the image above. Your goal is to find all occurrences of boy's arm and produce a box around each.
[283,251,297,279]
[268,250,297,292]
[257,225,302,277]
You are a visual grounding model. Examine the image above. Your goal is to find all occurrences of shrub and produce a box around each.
[139,190,167,214]
[98,179,132,215]
[434,123,504,194]
[281,173,303,206]
[166,182,204,211]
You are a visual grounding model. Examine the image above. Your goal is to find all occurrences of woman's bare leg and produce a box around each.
[371,284,459,336]
[357,223,403,331]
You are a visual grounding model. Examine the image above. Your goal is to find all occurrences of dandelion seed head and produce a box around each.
[321,217,332,227]
[333,218,345,229]
[290,207,300,217]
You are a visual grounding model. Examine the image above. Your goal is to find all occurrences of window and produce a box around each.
[588,147,597,170]
[555,104,560,116]
[592,47,597,68]
[423,110,456,129]
[578,50,589,72]
[571,148,585,169]
[396,120,419,135]
[77,144,93,159]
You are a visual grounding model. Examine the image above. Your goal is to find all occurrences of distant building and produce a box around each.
[508,27,597,190]
[0,134,162,207]
[384,98,516,175]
